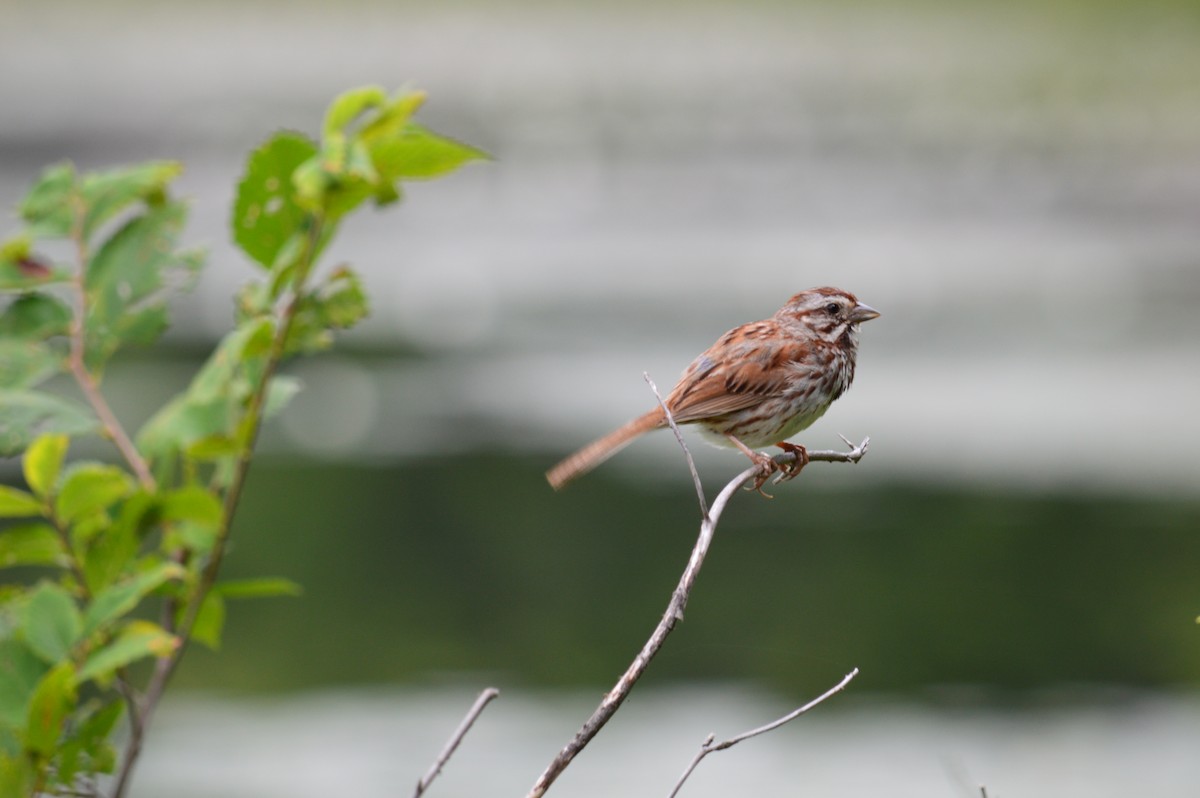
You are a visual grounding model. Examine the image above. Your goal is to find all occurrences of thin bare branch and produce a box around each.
[412,688,500,798]
[668,668,859,797]
[525,461,754,798]
[526,433,869,797]
[783,436,870,469]
[644,372,707,519]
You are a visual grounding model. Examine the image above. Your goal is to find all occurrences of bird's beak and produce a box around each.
[850,302,881,324]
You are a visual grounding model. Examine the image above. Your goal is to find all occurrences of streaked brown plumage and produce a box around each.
[546,287,879,490]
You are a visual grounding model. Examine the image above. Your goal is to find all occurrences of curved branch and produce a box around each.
[526,426,870,797]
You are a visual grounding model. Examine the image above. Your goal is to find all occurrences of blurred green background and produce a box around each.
[178,453,1200,698]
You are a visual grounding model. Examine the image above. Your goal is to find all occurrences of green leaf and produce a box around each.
[168,522,219,556]
[0,236,72,293]
[291,157,330,212]
[0,486,42,518]
[0,339,62,389]
[264,375,302,419]
[190,592,225,650]
[372,123,488,181]
[54,464,134,525]
[216,577,303,599]
[0,262,71,295]
[0,293,72,340]
[0,524,64,569]
[77,621,178,684]
[18,162,76,239]
[189,318,273,403]
[0,390,98,458]
[160,486,222,526]
[80,161,183,241]
[24,434,69,499]
[0,752,37,798]
[23,661,75,755]
[315,266,368,329]
[82,562,184,638]
[357,88,426,143]
[137,317,274,462]
[0,640,49,729]
[84,201,202,367]
[287,266,369,353]
[137,392,233,462]
[21,584,82,664]
[57,700,122,781]
[81,521,137,596]
[232,132,318,269]
[323,85,388,140]
[184,435,240,462]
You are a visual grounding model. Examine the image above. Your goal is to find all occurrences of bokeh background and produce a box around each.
[3,0,1200,796]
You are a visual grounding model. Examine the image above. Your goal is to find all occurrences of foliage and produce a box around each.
[0,86,482,797]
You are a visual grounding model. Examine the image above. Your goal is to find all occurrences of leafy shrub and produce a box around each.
[0,85,483,797]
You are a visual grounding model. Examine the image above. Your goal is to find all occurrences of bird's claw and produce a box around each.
[772,442,809,484]
[743,451,779,498]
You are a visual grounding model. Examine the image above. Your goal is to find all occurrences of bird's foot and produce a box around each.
[746,450,781,498]
[726,434,780,497]
[772,442,809,484]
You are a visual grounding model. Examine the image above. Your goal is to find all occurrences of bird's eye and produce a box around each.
[824,302,840,315]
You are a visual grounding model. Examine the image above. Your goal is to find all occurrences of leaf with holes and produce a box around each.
[83,201,203,368]
[233,133,318,269]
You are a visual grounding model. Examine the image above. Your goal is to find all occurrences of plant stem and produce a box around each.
[108,215,325,798]
[67,196,156,492]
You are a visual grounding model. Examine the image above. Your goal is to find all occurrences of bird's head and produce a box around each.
[777,287,880,346]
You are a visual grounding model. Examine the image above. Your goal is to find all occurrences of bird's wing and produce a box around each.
[666,325,815,422]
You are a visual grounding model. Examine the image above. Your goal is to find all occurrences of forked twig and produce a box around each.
[525,380,871,797]
[412,687,500,798]
[668,668,860,797]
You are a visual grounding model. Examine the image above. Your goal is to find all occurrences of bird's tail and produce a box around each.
[546,409,665,490]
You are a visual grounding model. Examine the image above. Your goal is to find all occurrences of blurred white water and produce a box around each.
[2,1,1198,493]
[129,686,1200,798]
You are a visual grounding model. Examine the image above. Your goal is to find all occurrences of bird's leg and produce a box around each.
[726,434,778,497]
[773,441,810,483]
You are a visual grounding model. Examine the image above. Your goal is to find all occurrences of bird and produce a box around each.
[546,287,879,490]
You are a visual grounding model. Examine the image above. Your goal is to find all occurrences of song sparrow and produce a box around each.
[546,287,879,490]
